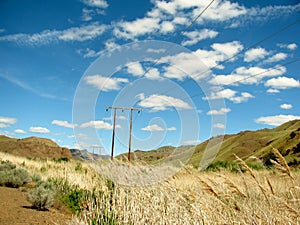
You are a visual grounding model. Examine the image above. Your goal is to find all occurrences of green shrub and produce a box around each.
[49,177,86,213]
[53,157,70,163]
[31,173,42,182]
[0,160,16,171]
[26,181,55,210]
[206,161,242,172]
[0,160,31,188]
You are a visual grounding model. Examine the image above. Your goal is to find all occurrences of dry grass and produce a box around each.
[1,152,299,225]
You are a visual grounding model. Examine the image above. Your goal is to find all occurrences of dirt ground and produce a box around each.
[0,187,71,225]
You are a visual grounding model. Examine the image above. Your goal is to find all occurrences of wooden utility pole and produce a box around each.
[106,106,141,161]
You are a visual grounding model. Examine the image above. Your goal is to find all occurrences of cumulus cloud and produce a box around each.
[213,123,225,129]
[137,93,191,111]
[244,47,269,62]
[14,129,26,134]
[264,53,287,64]
[141,124,175,132]
[0,116,17,125]
[84,75,128,91]
[29,126,50,133]
[267,88,280,94]
[265,76,300,89]
[81,0,108,8]
[52,120,77,129]
[145,68,161,80]
[182,29,218,46]
[255,115,300,126]
[280,104,292,110]
[80,120,119,130]
[277,43,297,50]
[0,23,107,45]
[114,17,160,39]
[126,62,145,77]
[207,108,231,115]
[203,89,254,103]
[141,124,164,131]
[209,65,286,86]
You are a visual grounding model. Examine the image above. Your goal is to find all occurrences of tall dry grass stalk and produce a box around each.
[270,146,294,179]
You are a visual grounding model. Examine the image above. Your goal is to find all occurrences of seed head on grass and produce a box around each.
[270,147,294,179]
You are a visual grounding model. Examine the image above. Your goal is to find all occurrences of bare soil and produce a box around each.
[0,186,71,225]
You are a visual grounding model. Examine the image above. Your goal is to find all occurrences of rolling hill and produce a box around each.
[118,120,300,167]
[0,135,72,159]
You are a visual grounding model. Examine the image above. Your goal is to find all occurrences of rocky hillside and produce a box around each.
[0,136,72,159]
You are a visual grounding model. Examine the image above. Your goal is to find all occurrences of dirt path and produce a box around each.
[0,187,71,225]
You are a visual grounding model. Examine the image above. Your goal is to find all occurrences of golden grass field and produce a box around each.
[0,151,299,225]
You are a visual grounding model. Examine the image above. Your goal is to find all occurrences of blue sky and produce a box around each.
[0,0,299,156]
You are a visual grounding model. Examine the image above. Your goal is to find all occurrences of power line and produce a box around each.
[158,19,300,97]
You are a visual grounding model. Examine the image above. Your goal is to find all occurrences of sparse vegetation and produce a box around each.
[26,180,56,210]
[0,160,31,188]
[0,145,299,224]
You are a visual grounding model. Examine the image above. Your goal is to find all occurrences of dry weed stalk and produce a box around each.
[218,173,247,198]
[266,178,275,195]
[234,154,270,206]
[270,147,294,179]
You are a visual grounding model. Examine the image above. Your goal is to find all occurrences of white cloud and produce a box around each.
[0,124,8,128]
[81,0,108,8]
[126,62,145,77]
[114,17,160,39]
[81,8,93,21]
[280,104,292,110]
[141,124,164,131]
[79,48,101,58]
[167,126,176,131]
[14,129,26,134]
[213,123,225,129]
[183,139,201,145]
[244,47,269,62]
[255,115,300,126]
[52,120,77,129]
[159,42,242,80]
[145,68,161,80]
[207,108,231,115]
[267,88,280,94]
[209,65,286,86]
[277,43,297,50]
[192,0,247,22]
[29,126,50,133]
[160,21,175,34]
[182,29,218,46]
[84,75,128,91]
[265,77,300,89]
[0,116,17,125]
[211,41,244,59]
[0,23,107,45]
[80,120,119,130]
[137,93,191,111]
[264,53,287,64]
[203,89,254,103]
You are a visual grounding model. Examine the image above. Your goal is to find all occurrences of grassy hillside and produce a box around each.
[0,135,72,159]
[120,120,300,168]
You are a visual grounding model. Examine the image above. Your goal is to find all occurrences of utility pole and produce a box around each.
[106,106,141,161]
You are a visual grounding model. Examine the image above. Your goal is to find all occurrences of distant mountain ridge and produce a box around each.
[0,135,72,159]
[117,120,300,167]
[70,149,110,161]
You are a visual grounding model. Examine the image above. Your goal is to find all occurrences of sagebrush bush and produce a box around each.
[0,160,16,171]
[26,180,55,210]
[0,160,31,188]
